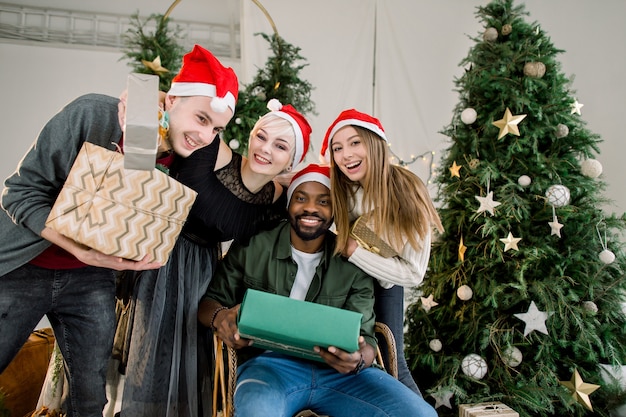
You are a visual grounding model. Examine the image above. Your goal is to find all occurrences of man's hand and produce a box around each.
[315,336,374,374]
[40,227,161,271]
[198,300,252,350]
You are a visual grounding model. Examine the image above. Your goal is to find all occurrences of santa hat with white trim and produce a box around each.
[287,163,331,204]
[266,99,312,167]
[167,44,238,114]
[320,109,387,163]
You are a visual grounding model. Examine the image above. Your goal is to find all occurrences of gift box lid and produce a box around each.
[459,402,519,417]
[237,289,362,362]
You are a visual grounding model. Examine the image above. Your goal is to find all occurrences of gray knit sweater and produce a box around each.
[0,94,123,276]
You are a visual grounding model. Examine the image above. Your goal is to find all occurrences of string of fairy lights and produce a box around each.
[387,144,437,184]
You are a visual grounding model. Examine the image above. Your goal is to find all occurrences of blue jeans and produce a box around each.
[234,352,437,417]
[374,283,421,395]
[0,263,116,417]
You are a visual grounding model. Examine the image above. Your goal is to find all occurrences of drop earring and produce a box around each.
[158,109,171,153]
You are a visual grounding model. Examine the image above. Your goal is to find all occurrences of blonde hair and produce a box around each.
[330,126,443,255]
[249,113,296,167]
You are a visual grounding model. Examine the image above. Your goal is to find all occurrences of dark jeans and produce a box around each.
[374,282,422,396]
[0,263,116,417]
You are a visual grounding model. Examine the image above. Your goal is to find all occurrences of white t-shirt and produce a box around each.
[289,246,323,300]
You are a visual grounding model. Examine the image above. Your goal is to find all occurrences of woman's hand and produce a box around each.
[341,236,359,258]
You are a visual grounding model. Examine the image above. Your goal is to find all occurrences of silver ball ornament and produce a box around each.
[555,124,569,138]
[235,117,242,125]
[483,27,498,42]
[429,339,443,352]
[228,139,240,150]
[502,346,523,367]
[457,285,473,301]
[461,353,488,379]
[546,185,570,208]
[518,175,531,187]
[583,301,598,313]
[581,159,603,178]
[599,249,616,264]
[461,108,477,124]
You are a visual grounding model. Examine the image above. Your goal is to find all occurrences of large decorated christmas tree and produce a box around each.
[405,1,626,416]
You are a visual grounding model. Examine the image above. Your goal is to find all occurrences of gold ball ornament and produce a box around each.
[461,108,477,124]
[546,184,570,208]
[429,339,443,352]
[457,285,473,301]
[555,123,569,138]
[599,249,616,264]
[501,24,512,35]
[581,159,603,178]
[523,61,546,78]
[483,27,498,42]
[468,158,480,170]
[502,346,523,367]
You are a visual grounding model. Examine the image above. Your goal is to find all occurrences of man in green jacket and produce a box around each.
[199,164,437,417]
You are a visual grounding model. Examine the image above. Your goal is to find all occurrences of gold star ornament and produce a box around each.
[449,161,462,178]
[492,107,527,140]
[458,236,467,262]
[142,56,170,76]
[559,368,600,411]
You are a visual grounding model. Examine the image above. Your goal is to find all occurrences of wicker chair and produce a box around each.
[212,321,398,417]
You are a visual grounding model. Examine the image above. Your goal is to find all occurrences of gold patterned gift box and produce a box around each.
[459,402,519,417]
[46,142,197,265]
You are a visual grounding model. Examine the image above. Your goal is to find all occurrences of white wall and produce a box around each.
[1,0,625,229]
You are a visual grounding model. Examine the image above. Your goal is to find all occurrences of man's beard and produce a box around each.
[289,214,332,241]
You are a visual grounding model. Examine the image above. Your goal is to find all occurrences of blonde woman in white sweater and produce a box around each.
[321,109,443,395]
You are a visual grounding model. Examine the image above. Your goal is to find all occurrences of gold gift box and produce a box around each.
[46,142,197,264]
[459,402,519,417]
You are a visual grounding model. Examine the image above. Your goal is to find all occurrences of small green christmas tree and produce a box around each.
[222,33,316,156]
[405,1,626,416]
[121,11,185,92]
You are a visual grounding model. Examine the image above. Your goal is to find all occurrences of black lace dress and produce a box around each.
[121,138,286,417]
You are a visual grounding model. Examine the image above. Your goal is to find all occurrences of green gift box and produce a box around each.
[237,289,362,362]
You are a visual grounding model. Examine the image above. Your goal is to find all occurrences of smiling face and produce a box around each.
[246,115,296,177]
[288,180,333,245]
[330,125,369,184]
[165,95,233,158]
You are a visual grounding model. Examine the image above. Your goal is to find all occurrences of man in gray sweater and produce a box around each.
[0,45,237,416]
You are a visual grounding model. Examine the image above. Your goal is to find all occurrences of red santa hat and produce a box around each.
[167,45,238,114]
[287,163,331,204]
[266,99,311,166]
[319,109,387,163]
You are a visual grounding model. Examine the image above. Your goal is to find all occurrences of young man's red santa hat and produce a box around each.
[167,45,239,114]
